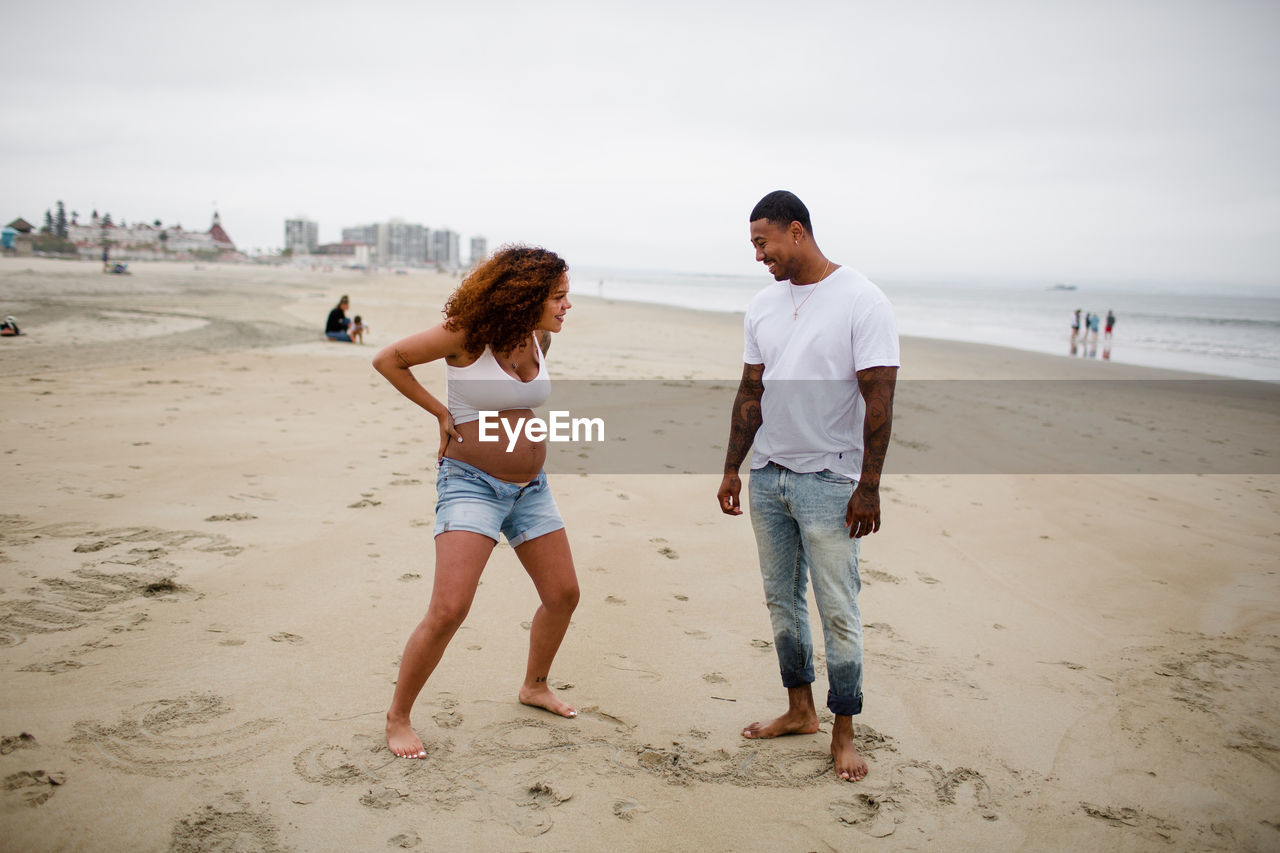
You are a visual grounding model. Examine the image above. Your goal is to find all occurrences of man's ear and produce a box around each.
[790,221,806,244]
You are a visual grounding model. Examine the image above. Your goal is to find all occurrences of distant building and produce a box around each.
[379,220,429,267]
[3,218,35,256]
[431,228,461,268]
[314,242,373,267]
[208,213,236,252]
[340,220,429,266]
[284,218,319,254]
[469,235,488,266]
[65,211,239,260]
[341,224,377,245]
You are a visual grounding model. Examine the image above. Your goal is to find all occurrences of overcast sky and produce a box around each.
[2,0,1277,285]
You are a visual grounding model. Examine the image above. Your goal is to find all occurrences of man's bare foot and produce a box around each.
[386,715,427,759]
[831,720,868,781]
[518,684,577,718]
[741,708,820,739]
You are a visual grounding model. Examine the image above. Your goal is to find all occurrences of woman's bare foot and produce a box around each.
[741,707,820,739]
[386,715,427,759]
[831,717,868,781]
[518,683,577,718]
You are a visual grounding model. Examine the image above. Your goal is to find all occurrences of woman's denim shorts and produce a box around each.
[433,457,564,547]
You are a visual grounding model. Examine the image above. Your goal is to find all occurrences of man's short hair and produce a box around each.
[750,190,812,235]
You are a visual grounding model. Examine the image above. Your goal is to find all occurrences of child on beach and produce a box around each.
[351,315,368,344]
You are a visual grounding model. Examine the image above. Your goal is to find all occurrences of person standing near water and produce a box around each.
[372,245,579,760]
[717,190,899,782]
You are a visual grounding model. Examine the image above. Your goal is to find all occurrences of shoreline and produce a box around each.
[4,256,1275,382]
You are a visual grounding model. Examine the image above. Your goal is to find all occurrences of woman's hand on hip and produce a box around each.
[438,413,462,460]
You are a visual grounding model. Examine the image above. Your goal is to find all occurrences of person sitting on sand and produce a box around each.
[326,295,352,342]
[372,245,579,760]
[351,315,368,344]
[0,315,20,336]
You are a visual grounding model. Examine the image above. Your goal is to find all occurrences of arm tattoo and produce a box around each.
[394,348,411,369]
[724,363,765,473]
[856,366,897,489]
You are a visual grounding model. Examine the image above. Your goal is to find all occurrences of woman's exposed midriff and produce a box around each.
[445,408,546,483]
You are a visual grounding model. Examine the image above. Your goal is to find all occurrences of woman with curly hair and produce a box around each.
[372,245,578,759]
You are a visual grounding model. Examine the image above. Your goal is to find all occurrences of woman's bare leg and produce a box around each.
[386,530,494,757]
[513,528,580,717]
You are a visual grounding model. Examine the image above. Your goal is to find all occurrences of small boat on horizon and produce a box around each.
[1049,282,1078,291]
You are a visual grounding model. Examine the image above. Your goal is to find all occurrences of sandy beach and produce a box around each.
[1,257,1278,851]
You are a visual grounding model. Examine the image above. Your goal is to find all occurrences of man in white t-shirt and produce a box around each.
[717,190,899,782]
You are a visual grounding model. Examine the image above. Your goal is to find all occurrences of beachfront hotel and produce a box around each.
[65,211,239,260]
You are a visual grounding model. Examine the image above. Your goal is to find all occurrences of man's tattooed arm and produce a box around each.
[846,365,898,537]
[717,363,764,516]
[724,363,765,473]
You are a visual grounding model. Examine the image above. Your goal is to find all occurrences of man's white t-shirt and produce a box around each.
[743,266,900,481]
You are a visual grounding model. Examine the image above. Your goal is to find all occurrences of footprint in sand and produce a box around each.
[270,632,303,644]
[649,538,679,559]
[2,770,66,808]
[388,830,422,848]
[360,785,410,809]
[169,792,287,852]
[71,693,281,777]
[19,660,86,675]
[605,595,626,605]
[204,513,256,522]
[1080,802,1179,844]
[829,792,900,837]
[0,733,38,755]
[432,697,463,728]
[612,797,649,821]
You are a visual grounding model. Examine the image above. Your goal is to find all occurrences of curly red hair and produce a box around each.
[443,245,568,355]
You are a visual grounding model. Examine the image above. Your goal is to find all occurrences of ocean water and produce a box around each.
[575,267,1280,381]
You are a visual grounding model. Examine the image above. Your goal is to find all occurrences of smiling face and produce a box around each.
[750,218,804,282]
[537,274,572,332]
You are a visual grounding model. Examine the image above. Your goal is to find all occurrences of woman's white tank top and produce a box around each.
[446,336,550,425]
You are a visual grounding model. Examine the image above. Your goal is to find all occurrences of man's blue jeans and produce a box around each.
[749,462,864,716]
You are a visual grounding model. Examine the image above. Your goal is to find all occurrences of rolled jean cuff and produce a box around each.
[827,690,863,717]
[780,666,815,689]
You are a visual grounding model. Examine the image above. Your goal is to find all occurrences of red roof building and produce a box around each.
[208,212,235,250]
